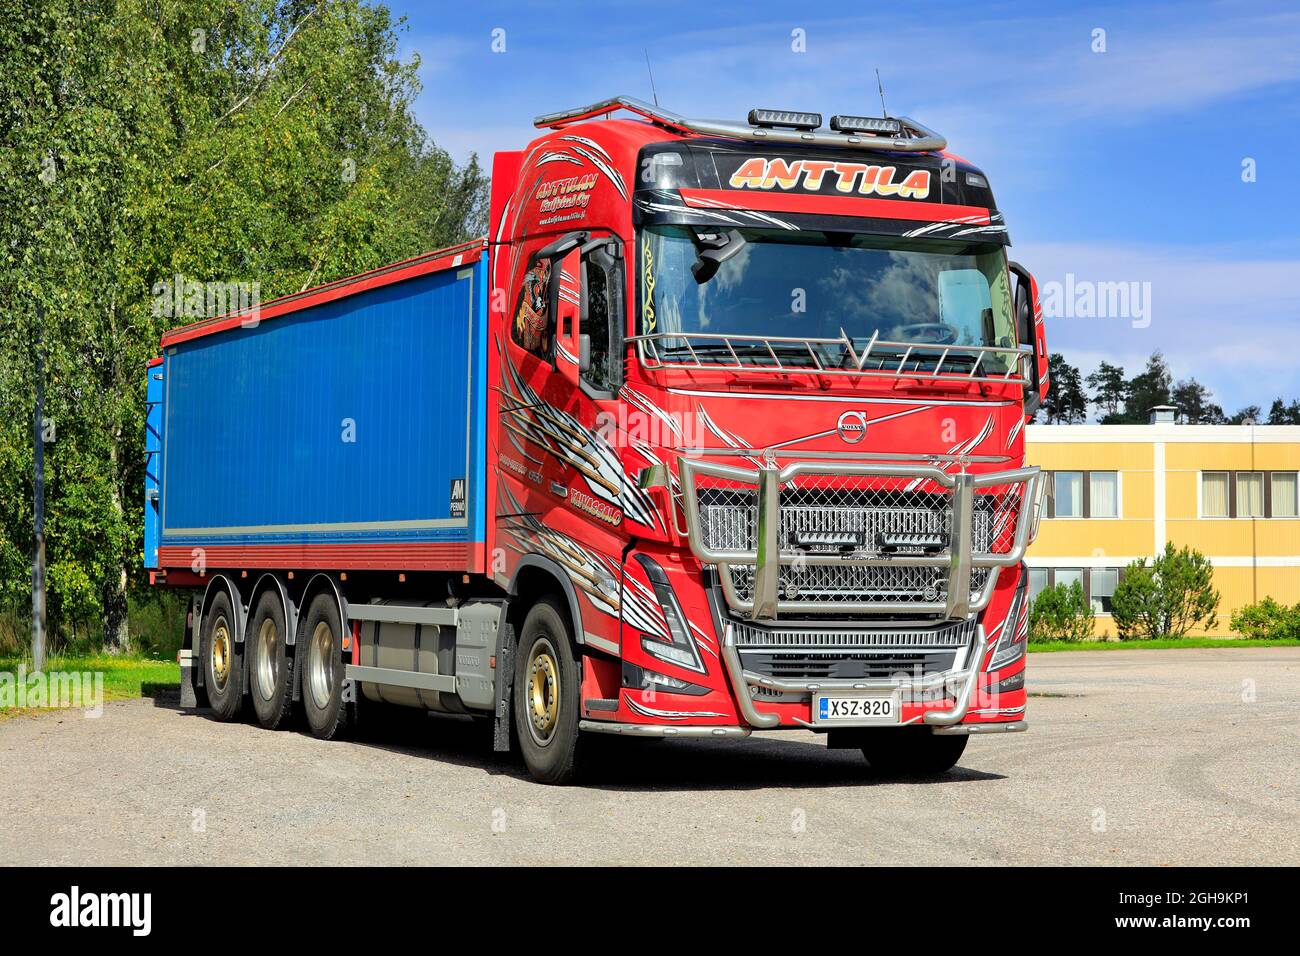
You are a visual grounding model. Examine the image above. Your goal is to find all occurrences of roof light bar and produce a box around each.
[532,95,947,152]
[747,108,822,130]
[830,114,903,135]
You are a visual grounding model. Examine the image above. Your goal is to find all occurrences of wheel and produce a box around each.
[247,590,294,730]
[513,598,584,784]
[300,592,354,740]
[202,590,244,721]
[860,728,969,776]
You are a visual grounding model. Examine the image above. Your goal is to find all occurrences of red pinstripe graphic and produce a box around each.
[156,542,480,573]
[159,240,486,348]
[678,188,990,224]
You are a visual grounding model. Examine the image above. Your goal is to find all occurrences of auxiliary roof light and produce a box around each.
[829,114,904,135]
[747,108,822,130]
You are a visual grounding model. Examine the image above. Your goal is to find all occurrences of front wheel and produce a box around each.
[860,728,969,776]
[513,598,584,785]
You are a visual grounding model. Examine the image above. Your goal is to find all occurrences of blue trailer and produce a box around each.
[146,243,489,575]
[149,242,512,750]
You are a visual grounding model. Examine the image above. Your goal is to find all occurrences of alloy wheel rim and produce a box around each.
[308,622,335,710]
[526,637,560,746]
[210,617,231,690]
[256,617,278,701]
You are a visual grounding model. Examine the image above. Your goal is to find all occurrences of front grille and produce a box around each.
[731,617,977,648]
[732,618,975,683]
[727,564,992,606]
[697,477,1022,612]
[741,651,958,681]
[698,485,1013,554]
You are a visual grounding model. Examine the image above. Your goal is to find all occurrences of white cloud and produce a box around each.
[1018,240,1300,409]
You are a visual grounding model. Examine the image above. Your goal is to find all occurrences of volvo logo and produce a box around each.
[836,410,868,444]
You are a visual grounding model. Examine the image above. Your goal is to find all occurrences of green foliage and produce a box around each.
[1111,544,1220,640]
[1028,581,1095,642]
[1229,598,1300,640]
[1042,353,1088,423]
[0,0,489,653]
[1266,399,1300,425]
[1085,360,1128,419]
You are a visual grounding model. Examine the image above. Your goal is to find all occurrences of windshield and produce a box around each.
[638,225,1018,373]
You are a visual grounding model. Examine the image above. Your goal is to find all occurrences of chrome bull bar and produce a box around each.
[678,457,1044,621]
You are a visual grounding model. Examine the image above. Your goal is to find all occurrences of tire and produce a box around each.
[860,728,969,776]
[300,592,354,740]
[202,590,244,721]
[247,589,295,730]
[513,598,584,784]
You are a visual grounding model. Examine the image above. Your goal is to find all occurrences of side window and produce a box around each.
[580,239,624,393]
[512,257,553,358]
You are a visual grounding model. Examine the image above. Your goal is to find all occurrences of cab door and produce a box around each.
[494,232,634,648]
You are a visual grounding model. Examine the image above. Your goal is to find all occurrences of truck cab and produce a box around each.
[487,97,1049,778]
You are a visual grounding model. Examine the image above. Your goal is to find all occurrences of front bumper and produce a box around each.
[720,616,991,730]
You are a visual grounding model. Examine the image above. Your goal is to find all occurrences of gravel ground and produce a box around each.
[2,648,1296,866]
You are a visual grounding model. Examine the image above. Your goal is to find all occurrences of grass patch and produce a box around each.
[0,654,180,717]
[1029,638,1300,653]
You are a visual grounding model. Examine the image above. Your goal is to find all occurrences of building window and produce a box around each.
[1045,470,1118,518]
[1054,568,1083,592]
[1053,472,1083,518]
[1028,567,1048,603]
[1237,472,1265,518]
[1200,470,1296,518]
[1090,568,1118,615]
[1202,472,1229,517]
[1089,471,1119,518]
[1030,568,1123,617]
[1271,472,1298,518]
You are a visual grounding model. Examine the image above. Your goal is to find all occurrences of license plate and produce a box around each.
[813,692,899,725]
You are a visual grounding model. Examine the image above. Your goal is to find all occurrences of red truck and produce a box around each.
[148,96,1049,783]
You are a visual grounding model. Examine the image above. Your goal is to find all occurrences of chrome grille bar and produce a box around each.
[679,456,1043,621]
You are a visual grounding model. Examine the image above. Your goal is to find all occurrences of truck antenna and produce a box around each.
[645,49,660,107]
[875,67,889,118]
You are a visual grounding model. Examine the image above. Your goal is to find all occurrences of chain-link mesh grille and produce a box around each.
[728,564,992,605]
[694,472,1025,611]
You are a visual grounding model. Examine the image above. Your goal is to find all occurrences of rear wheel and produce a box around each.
[300,593,354,740]
[860,728,968,776]
[202,591,243,721]
[248,590,294,730]
[513,598,584,784]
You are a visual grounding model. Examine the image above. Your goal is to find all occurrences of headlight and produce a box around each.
[635,554,705,674]
[987,575,1029,671]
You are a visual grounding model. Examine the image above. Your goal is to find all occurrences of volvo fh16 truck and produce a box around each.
[146,96,1050,783]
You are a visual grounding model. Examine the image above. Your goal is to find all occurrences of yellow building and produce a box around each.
[1025,413,1300,637]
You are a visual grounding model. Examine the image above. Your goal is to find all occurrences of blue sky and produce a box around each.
[386,0,1300,416]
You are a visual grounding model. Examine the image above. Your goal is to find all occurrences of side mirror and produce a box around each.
[1008,261,1048,418]
[534,231,589,367]
[577,333,592,373]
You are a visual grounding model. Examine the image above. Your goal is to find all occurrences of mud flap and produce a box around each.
[492,622,517,752]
